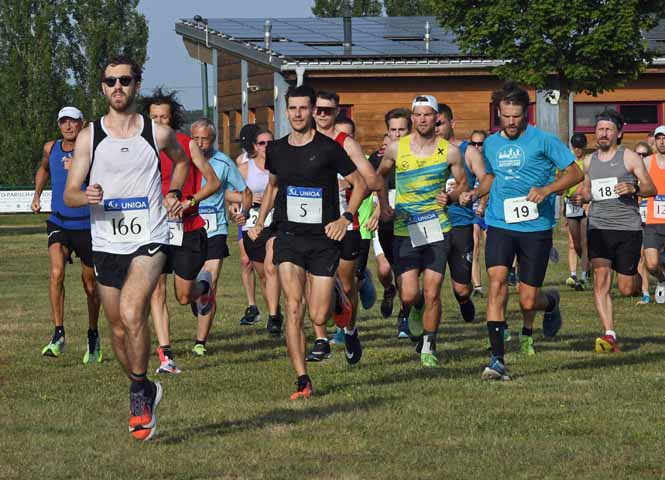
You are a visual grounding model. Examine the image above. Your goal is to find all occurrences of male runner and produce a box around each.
[32,106,101,362]
[436,103,488,323]
[248,85,367,399]
[191,118,251,356]
[463,81,583,380]
[141,88,220,374]
[572,110,655,352]
[643,126,665,304]
[378,95,467,367]
[307,90,383,364]
[64,55,190,440]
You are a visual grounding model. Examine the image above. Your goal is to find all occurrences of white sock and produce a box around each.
[421,333,436,354]
[316,337,328,343]
[570,271,577,278]
[605,330,616,340]
[581,271,587,281]
[344,327,357,336]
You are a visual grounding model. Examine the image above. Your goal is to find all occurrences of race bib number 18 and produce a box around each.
[407,211,444,247]
[503,196,539,224]
[104,197,150,243]
[287,186,322,224]
[591,177,619,201]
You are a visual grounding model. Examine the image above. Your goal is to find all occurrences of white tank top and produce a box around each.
[88,115,168,254]
[246,158,269,196]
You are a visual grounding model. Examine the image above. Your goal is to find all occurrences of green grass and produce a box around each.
[2,213,665,479]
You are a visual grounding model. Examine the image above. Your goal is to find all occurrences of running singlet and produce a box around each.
[199,150,247,237]
[266,131,356,236]
[394,135,451,237]
[335,132,360,231]
[88,116,168,254]
[588,147,640,231]
[447,140,476,227]
[48,139,90,230]
[646,153,665,225]
[159,132,204,233]
[483,125,575,232]
[242,157,272,232]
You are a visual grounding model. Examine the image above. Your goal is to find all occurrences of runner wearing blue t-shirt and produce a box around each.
[462,82,583,380]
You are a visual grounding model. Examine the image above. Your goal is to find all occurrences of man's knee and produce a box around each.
[50,264,66,284]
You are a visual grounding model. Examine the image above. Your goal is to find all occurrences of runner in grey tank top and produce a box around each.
[588,147,641,231]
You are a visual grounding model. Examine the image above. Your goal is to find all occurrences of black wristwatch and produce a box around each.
[342,211,353,223]
[634,184,640,196]
[167,189,182,200]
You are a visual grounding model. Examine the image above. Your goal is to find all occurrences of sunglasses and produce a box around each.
[469,141,484,147]
[637,152,649,157]
[102,76,134,87]
[315,106,335,116]
[255,140,271,146]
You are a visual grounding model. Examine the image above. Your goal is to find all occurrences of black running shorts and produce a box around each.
[340,230,361,262]
[93,243,166,289]
[206,234,230,260]
[273,231,340,277]
[448,224,474,285]
[242,224,276,263]
[588,228,642,276]
[46,221,93,267]
[163,228,207,280]
[392,235,450,278]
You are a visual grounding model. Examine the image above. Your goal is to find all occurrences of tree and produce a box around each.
[384,0,435,16]
[312,0,382,17]
[433,0,665,141]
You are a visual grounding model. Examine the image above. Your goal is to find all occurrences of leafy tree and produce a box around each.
[384,0,435,16]
[433,0,665,141]
[312,0,382,17]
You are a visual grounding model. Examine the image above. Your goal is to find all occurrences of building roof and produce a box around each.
[175,16,665,72]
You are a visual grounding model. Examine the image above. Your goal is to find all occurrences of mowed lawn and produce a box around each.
[2,213,665,480]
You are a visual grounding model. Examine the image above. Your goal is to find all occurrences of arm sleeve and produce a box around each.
[545,133,575,170]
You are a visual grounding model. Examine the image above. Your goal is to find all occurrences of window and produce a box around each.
[339,104,353,118]
[574,102,662,133]
[489,103,536,132]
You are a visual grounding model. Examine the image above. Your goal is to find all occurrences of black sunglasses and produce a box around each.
[469,141,484,147]
[315,106,335,116]
[637,151,649,157]
[255,140,271,146]
[102,75,134,87]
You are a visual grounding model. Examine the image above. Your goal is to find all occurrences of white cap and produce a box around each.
[654,125,665,137]
[411,94,438,112]
[57,106,83,122]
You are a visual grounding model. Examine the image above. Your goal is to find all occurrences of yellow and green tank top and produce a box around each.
[565,157,585,197]
[394,135,451,237]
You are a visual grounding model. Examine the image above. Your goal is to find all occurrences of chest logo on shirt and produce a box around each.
[496,145,526,174]
[121,147,129,153]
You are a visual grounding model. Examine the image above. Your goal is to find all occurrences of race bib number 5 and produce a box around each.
[104,197,150,243]
[287,186,322,224]
[503,196,539,224]
[407,211,444,247]
[168,220,183,246]
[591,177,619,201]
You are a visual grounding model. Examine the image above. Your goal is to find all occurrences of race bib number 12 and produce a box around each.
[654,195,665,219]
[503,196,539,224]
[104,197,150,243]
[287,186,322,224]
[407,211,444,247]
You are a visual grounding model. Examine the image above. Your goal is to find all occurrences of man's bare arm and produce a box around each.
[32,141,53,212]
[189,140,220,203]
[344,136,384,192]
[624,149,656,198]
[64,127,97,207]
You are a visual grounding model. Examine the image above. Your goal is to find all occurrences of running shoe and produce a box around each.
[575,279,586,291]
[358,269,377,310]
[129,381,162,441]
[240,305,261,325]
[636,293,651,305]
[655,282,665,304]
[191,343,207,357]
[290,376,312,400]
[305,339,331,362]
[472,286,485,298]
[82,336,102,364]
[460,298,476,323]
[330,327,345,345]
[344,329,362,365]
[333,276,352,329]
[266,313,283,337]
[156,347,181,374]
[595,335,620,353]
[542,289,562,337]
[42,336,65,357]
[407,300,424,338]
[481,356,510,381]
[565,275,577,288]
[519,334,535,356]
[380,284,396,318]
[397,316,410,339]
[195,269,214,316]
[421,352,439,367]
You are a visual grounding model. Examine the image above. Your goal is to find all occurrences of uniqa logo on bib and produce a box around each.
[496,145,526,174]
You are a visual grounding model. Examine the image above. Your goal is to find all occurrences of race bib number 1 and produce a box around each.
[168,220,183,246]
[591,177,619,201]
[199,206,218,233]
[407,211,444,248]
[654,195,665,219]
[287,186,322,224]
[503,196,539,224]
[104,197,150,243]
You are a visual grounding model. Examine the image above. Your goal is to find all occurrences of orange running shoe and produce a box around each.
[129,381,163,441]
[290,376,313,400]
[595,335,620,353]
[333,276,352,329]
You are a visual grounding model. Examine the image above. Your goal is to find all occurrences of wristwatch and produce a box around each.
[342,211,353,223]
[187,195,198,207]
[167,189,182,200]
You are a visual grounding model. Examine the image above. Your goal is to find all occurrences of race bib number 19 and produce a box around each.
[503,196,539,224]
[565,200,584,219]
[407,211,444,247]
[287,186,322,224]
[591,177,619,201]
[104,197,150,243]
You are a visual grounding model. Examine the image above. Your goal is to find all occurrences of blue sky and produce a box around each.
[137,0,315,109]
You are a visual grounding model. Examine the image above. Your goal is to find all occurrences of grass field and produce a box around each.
[2,213,665,479]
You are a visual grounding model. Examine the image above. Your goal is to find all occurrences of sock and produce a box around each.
[487,321,505,363]
[570,271,577,278]
[160,344,173,360]
[605,330,617,340]
[581,271,587,281]
[87,329,98,352]
[316,337,328,343]
[344,326,357,336]
[195,339,206,347]
[130,372,147,393]
[53,326,65,341]
[421,330,436,354]
[521,327,533,337]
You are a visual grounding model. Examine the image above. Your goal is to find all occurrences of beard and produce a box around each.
[415,123,435,138]
[109,89,136,113]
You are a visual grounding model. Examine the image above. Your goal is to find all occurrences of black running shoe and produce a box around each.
[305,339,331,362]
[266,312,283,337]
[380,284,396,318]
[460,298,476,323]
[239,305,261,325]
[344,329,362,365]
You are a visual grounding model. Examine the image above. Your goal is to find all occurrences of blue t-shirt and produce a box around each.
[199,150,247,237]
[448,141,477,227]
[484,125,574,232]
[48,139,90,229]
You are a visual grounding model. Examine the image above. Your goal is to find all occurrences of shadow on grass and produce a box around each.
[158,395,397,444]
[0,226,43,236]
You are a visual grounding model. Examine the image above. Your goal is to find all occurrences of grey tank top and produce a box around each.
[588,147,641,231]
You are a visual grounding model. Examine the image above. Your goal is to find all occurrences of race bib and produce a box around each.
[503,196,539,224]
[199,206,218,233]
[640,200,647,223]
[388,189,396,208]
[286,186,322,224]
[654,195,665,219]
[168,220,183,246]
[407,211,444,248]
[445,178,456,194]
[243,207,273,231]
[565,199,584,218]
[591,177,619,201]
[104,197,150,243]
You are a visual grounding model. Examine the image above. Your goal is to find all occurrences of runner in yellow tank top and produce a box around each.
[377,95,467,368]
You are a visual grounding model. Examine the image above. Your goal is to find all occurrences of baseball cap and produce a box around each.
[411,95,438,112]
[654,125,665,137]
[57,106,83,122]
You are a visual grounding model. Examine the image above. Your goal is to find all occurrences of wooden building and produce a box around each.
[175,16,665,157]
